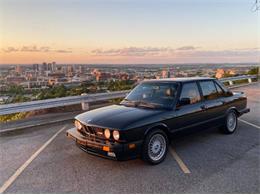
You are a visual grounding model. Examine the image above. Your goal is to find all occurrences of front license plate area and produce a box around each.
[77,139,86,146]
[67,133,76,141]
[67,133,86,146]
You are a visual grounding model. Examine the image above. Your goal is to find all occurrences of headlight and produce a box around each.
[104,128,111,139]
[74,120,83,130]
[113,130,120,141]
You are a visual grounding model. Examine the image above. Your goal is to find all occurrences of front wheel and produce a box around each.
[142,129,168,165]
[220,110,238,134]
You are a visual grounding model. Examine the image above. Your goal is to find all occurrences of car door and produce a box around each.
[198,80,225,124]
[170,81,206,132]
[214,80,228,117]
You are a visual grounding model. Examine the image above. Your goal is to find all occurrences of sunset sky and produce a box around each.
[0,0,259,64]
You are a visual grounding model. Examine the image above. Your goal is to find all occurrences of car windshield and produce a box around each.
[120,82,179,109]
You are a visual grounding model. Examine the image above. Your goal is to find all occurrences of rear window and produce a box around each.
[199,81,218,100]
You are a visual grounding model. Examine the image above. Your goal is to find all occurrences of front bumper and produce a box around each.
[66,128,142,161]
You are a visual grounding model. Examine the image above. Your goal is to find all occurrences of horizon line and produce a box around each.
[0,62,259,66]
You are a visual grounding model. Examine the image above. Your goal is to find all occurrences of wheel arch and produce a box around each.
[226,107,240,117]
[144,123,171,139]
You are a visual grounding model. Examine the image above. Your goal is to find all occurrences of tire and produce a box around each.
[220,110,238,134]
[142,129,169,165]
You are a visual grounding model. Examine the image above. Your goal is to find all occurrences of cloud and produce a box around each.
[90,46,259,60]
[20,46,50,52]
[91,46,203,57]
[191,48,260,58]
[90,46,259,63]
[2,45,72,53]
[91,47,174,57]
[176,46,198,50]
[54,49,72,53]
[2,45,258,63]
[171,48,260,63]
[2,47,19,53]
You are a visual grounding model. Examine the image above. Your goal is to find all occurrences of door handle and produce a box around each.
[201,105,207,110]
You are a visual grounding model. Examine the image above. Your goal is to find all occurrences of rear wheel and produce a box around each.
[221,110,238,134]
[142,129,168,165]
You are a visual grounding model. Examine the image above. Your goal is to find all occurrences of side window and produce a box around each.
[214,82,224,96]
[199,81,218,100]
[179,82,201,105]
[215,80,229,93]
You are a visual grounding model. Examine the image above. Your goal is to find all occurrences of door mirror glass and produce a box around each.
[179,97,191,106]
[225,91,233,96]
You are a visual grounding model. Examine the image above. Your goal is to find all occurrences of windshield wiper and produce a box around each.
[121,99,164,109]
[120,99,138,107]
[136,100,162,109]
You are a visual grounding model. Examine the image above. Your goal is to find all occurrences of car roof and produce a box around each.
[142,77,215,83]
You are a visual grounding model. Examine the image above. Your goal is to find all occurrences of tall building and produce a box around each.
[51,62,56,72]
[67,65,74,77]
[78,65,83,74]
[47,63,52,71]
[32,64,39,72]
[15,65,22,74]
[42,62,48,71]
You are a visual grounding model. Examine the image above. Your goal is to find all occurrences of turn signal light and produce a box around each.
[128,144,136,149]
[103,146,110,152]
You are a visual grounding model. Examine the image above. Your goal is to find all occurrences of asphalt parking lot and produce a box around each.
[0,83,259,193]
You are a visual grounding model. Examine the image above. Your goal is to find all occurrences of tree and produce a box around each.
[7,85,25,95]
[247,67,259,75]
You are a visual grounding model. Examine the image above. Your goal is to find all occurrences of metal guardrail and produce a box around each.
[220,75,257,82]
[220,75,257,86]
[0,75,257,115]
[0,90,129,115]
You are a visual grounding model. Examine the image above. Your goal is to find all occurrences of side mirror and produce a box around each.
[179,97,191,106]
[225,91,233,97]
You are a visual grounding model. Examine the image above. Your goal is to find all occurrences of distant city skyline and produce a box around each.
[0,0,259,64]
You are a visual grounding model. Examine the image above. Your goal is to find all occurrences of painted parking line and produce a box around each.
[0,125,67,194]
[239,119,260,129]
[169,147,191,174]
[168,118,259,174]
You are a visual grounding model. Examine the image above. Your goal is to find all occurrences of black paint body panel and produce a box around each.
[70,77,250,160]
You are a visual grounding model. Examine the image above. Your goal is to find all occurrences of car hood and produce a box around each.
[75,104,164,130]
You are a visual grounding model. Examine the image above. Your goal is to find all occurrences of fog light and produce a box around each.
[107,152,116,157]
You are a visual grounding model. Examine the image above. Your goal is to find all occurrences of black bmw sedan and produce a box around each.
[67,77,249,165]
